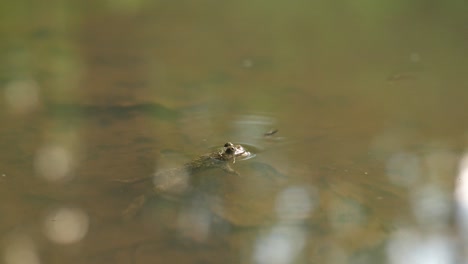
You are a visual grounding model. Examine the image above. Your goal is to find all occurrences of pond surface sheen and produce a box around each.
[1,1,467,264]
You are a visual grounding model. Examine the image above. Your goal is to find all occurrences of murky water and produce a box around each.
[1,1,467,263]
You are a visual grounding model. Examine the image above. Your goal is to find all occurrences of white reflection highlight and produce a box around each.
[386,229,455,264]
[4,79,40,114]
[253,186,312,264]
[386,152,421,187]
[34,145,74,182]
[177,199,211,242]
[3,234,40,264]
[455,154,468,244]
[43,207,89,244]
[253,225,306,264]
[455,154,468,206]
[275,186,316,222]
[411,184,451,229]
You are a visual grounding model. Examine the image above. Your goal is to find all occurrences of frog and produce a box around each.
[114,142,251,219]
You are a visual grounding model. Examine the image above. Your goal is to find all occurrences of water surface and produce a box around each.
[1,1,467,263]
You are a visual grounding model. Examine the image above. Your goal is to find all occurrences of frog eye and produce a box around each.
[224,142,233,148]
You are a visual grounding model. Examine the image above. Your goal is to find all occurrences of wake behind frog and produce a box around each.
[115,142,251,219]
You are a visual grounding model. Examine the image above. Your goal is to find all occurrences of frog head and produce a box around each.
[222,142,250,163]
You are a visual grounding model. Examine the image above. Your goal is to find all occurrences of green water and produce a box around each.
[1,1,467,263]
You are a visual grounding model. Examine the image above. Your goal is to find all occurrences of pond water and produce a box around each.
[1,1,467,263]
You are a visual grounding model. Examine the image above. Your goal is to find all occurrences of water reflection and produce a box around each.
[43,207,89,245]
[386,228,456,264]
[386,152,421,187]
[4,79,40,115]
[455,153,468,259]
[2,233,40,264]
[253,225,306,264]
[411,184,451,229]
[0,0,467,263]
[275,186,316,223]
[253,187,314,264]
[177,197,212,242]
[381,148,460,264]
[34,144,75,182]
[232,114,277,139]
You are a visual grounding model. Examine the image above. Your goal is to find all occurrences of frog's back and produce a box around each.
[118,142,249,219]
[185,153,225,172]
[151,153,221,194]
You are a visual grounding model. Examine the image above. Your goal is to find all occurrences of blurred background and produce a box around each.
[1,0,467,263]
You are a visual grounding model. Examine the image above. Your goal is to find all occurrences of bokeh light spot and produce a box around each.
[386,152,421,187]
[253,225,306,264]
[4,79,40,114]
[386,228,455,264]
[34,145,74,182]
[275,186,316,222]
[43,207,89,244]
[2,233,40,264]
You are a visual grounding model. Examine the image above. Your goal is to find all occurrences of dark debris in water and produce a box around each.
[263,129,279,136]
